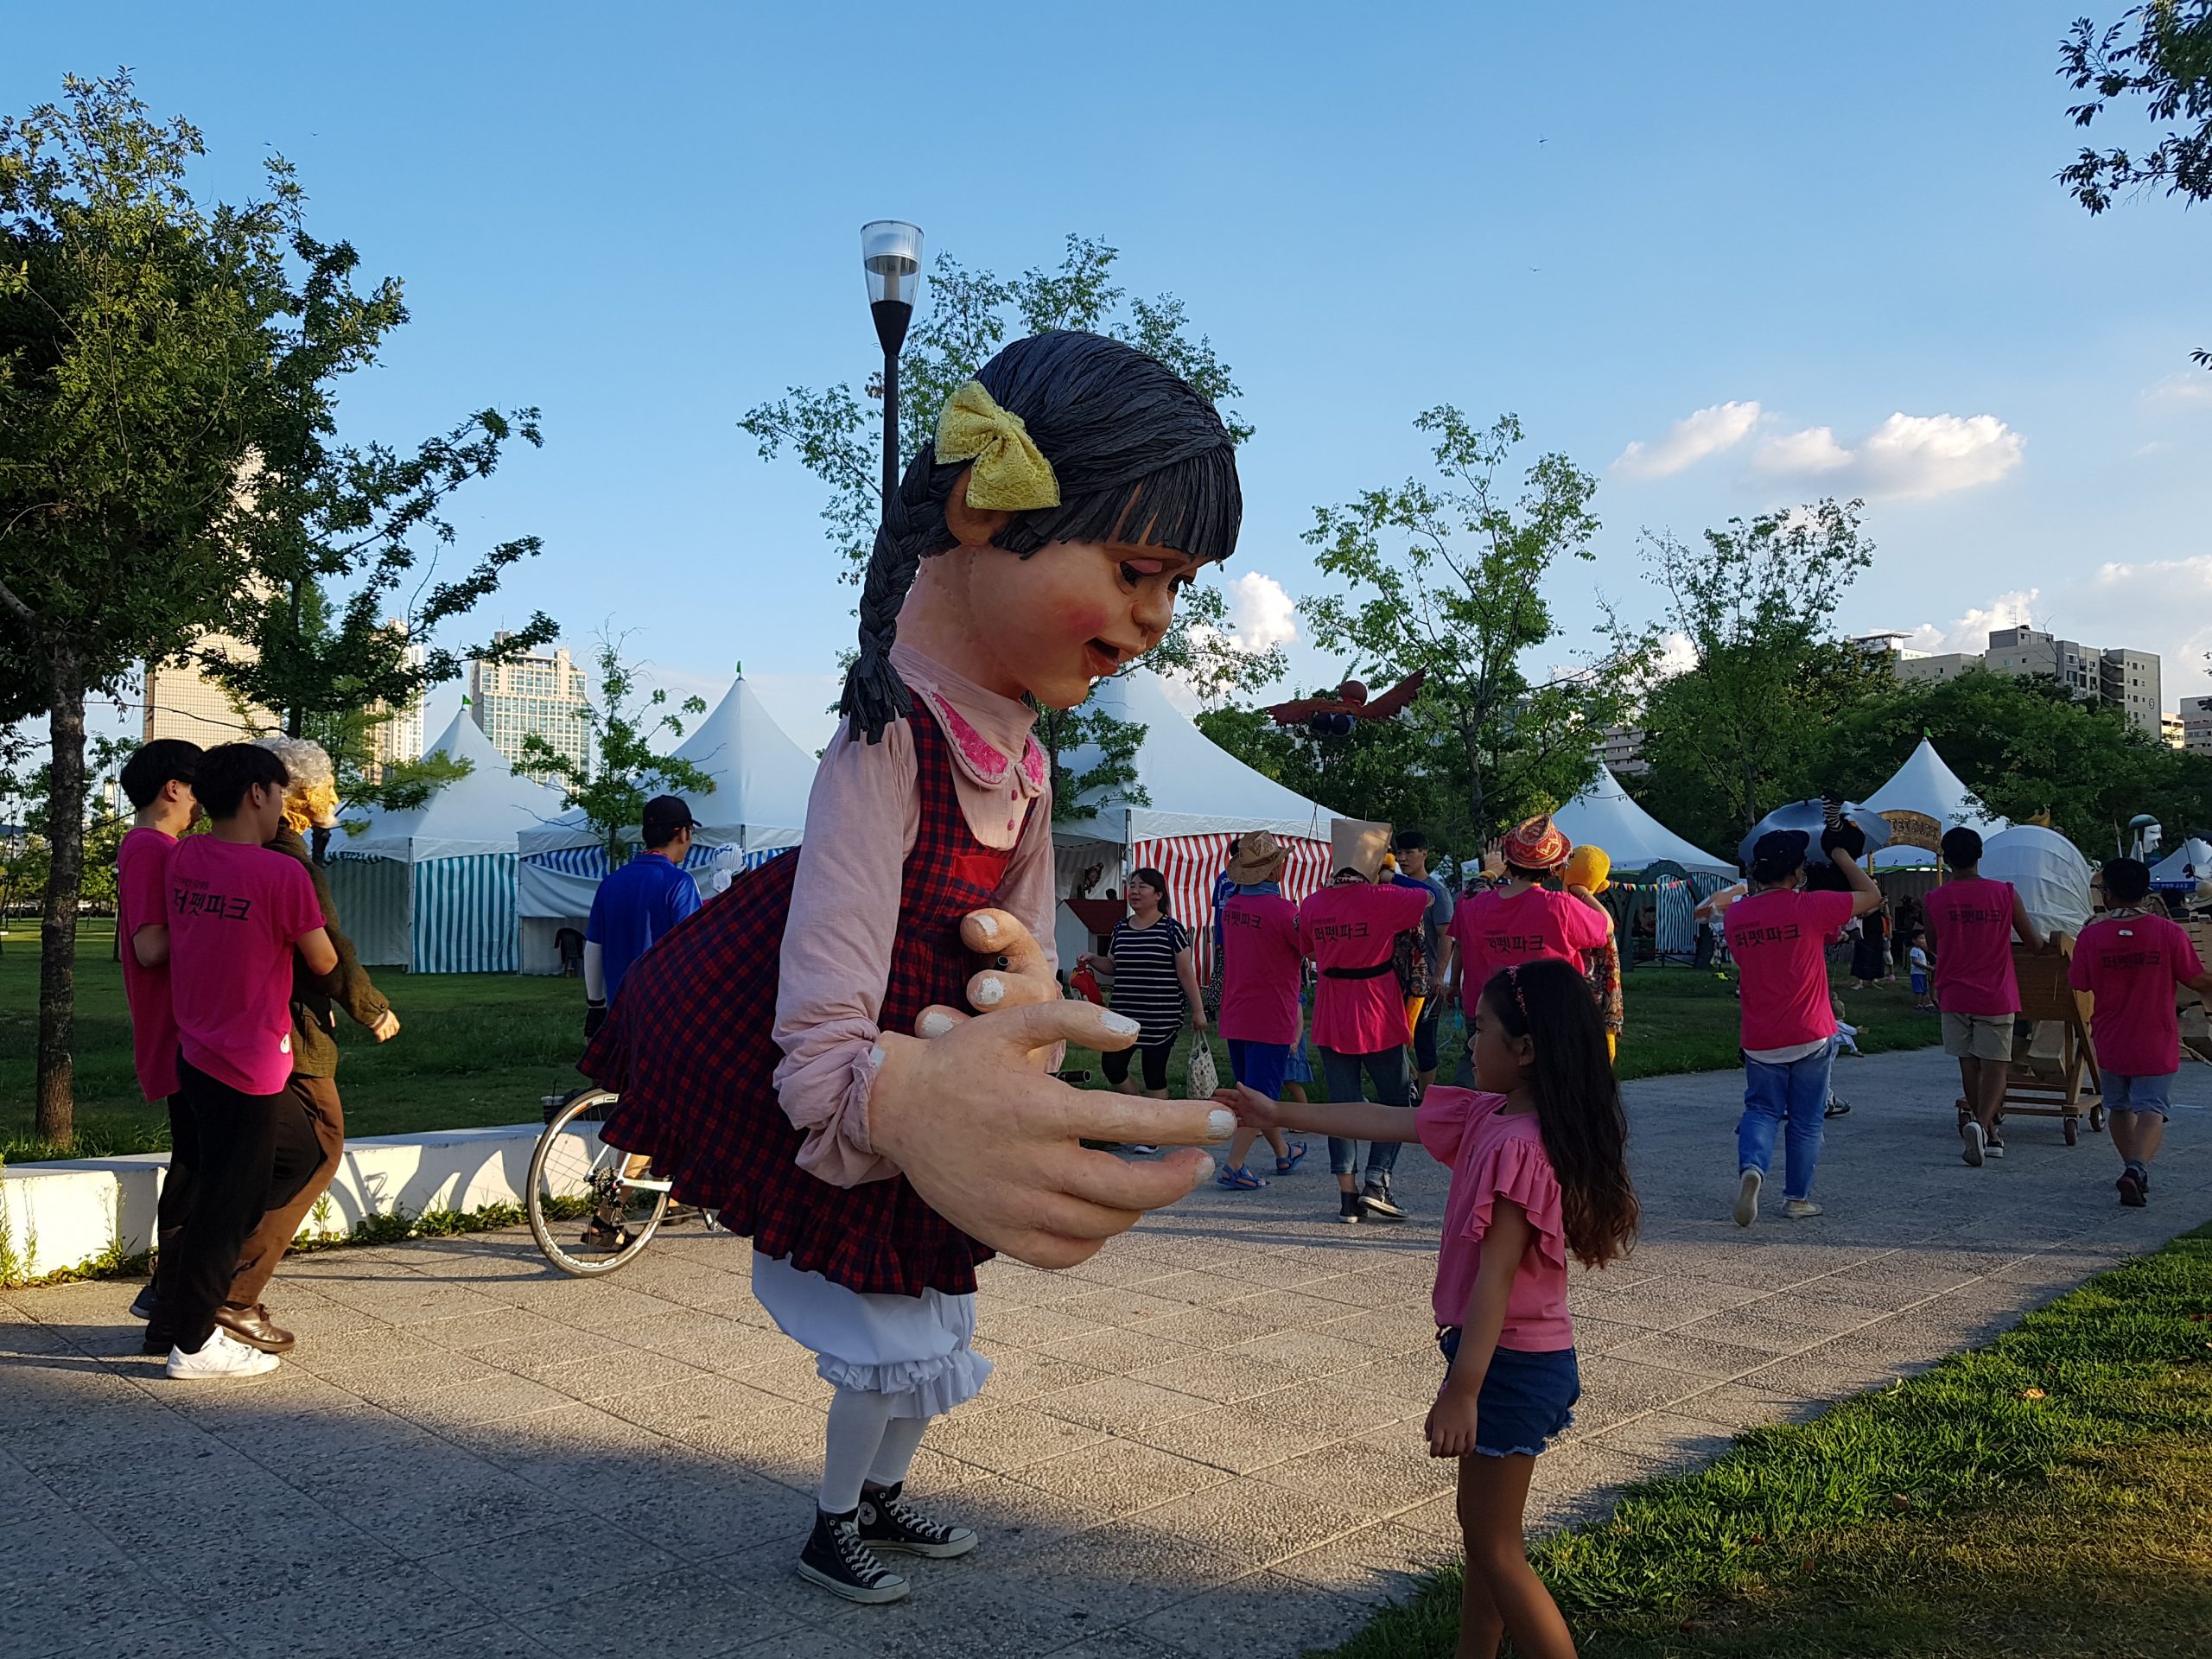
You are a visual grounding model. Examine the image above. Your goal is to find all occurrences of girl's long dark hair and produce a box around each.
[1128,868,1171,917]
[842,330,1243,744]
[1482,959,1638,1269]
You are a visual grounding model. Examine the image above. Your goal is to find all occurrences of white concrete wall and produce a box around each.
[0,1120,601,1284]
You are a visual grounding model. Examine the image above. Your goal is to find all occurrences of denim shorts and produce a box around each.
[1436,1329,1580,1458]
[2107,1071,2176,1120]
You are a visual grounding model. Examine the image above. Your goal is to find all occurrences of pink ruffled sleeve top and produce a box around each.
[1417,1086,1573,1351]
[770,642,1055,1185]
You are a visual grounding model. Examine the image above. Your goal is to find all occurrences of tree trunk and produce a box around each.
[35,645,87,1149]
[1461,724,1490,838]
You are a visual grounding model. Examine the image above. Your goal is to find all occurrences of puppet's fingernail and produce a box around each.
[973,913,998,938]
[974,976,1005,1007]
[1100,1011,1140,1036]
[1206,1109,1235,1140]
[868,1045,886,1070]
[1192,1155,1215,1185]
[918,1010,955,1038]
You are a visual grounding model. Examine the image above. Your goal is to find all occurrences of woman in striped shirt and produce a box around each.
[1079,868,1205,1096]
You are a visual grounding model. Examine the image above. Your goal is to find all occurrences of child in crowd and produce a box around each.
[2069,857,2212,1207]
[1907,930,1933,1009]
[1224,958,1637,1659]
[160,744,339,1381]
[115,740,201,1323]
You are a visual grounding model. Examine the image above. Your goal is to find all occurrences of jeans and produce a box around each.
[1737,1040,1834,1202]
[1319,1045,1412,1180]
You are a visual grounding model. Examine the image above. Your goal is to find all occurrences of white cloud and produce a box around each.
[1225,571,1298,652]
[1752,425,1851,476]
[1758,412,2024,499]
[1611,400,1762,480]
[2144,371,2212,409]
[1899,589,2041,656]
[1892,563,2212,698]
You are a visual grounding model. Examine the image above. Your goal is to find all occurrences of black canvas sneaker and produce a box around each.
[797,1508,909,1604]
[1360,1179,1408,1222]
[858,1482,977,1559]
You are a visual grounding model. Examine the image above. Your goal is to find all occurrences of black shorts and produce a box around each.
[1102,1037,1174,1091]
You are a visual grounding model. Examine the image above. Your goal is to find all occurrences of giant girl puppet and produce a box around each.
[585,332,1241,1605]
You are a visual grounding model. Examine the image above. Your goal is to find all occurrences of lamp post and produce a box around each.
[861,219,925,505]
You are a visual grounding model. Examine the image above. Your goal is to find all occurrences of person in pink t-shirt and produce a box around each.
[2069,857,2212,1208]
[158,744,339,1382]
[1220,957,1637,1659]
[1211,832,1308,1189]
[1724,830,1879,1227]
[1445,815,1612,1090]
[1926,826,2046,1166]
[1298,866,1431,1223]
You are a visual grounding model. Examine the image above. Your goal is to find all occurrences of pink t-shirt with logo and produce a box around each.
[1217,893,1302,1046]
[1417,1088,1572,1349]
[168,836,326,1096]
[1727,887,1856,1051]
[1448,886,1611,1008]
[2068,913,2205,1077]
[116,827,182,1102]
[1925,877,2021,1016]
[1297,882,1429,1053]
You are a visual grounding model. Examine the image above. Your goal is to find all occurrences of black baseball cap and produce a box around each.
[641,795,697,847]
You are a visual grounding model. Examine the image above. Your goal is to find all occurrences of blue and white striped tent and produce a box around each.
[325,710,565,974]
[514,677,817,973]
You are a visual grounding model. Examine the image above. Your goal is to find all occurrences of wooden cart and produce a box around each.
[1955,938,2106,1147]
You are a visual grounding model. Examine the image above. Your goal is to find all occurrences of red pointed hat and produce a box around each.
[1503,813,1572,871]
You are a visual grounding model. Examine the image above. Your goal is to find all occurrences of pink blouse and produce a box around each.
[1416,1087,1573,1350]
[771,643,1057,1185]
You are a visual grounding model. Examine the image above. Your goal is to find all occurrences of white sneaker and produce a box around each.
[1733,1168,1763,1228]
[1783,1198,1823,1219]
[1961,1122,1986,1167]
[167,1327,281,1381]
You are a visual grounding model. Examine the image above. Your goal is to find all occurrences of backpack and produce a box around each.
[1391,928,1430,998]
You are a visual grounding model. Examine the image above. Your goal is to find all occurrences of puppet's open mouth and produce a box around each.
[1084,639,1123,677]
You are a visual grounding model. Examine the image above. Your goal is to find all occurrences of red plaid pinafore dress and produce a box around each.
[582,697,1010,1299]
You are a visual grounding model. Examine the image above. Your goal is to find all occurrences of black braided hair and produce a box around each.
[841,330,1243,744]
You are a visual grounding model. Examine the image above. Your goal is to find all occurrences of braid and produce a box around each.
[841,441,955,744]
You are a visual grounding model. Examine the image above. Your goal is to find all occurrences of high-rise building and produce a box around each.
[2163,712,2187,750]
[360,627,427,782]
[143,631,278,746]
[467,634,590,785]
[1597,726,1649,777]
[2181,696,2212,756]
[1890,626,2163,737]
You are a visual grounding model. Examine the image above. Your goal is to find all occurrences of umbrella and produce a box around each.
[1738,798,1892,872]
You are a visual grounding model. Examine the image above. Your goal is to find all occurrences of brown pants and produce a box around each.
[230,1074,345,1309]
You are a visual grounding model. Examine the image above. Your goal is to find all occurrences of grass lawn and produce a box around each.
[1322,1224,2212,1659]
[3,927,1938,1160]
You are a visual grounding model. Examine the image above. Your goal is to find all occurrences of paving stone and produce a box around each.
[921,1401,1110,1474]
[1135,1569,1371,1657]
[1015,1435,1233,1516]
[1033,1373,1216,1434]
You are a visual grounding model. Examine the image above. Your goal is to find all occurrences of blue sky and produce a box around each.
[13,2,2210,753]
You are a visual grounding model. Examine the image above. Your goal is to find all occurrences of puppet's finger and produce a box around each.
[1052,1090,1235,1149]
[959,909,1057,1012]
[987,999,1144,1055]
[914,1005,971,1039]
[1057,1146,1217,1212]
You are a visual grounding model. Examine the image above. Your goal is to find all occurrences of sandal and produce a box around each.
[1215,1165,1269,1190]
[1275,1141,1308,1175]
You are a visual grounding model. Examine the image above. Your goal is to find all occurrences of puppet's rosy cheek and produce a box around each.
[1060,604,1112,640]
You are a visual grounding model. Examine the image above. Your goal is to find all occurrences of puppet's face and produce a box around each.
[283,779,341,834]
[955,539,1212,709]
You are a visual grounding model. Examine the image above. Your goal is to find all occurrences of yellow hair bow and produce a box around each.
[934,380,1060,512]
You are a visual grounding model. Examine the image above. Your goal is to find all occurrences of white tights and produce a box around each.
[819,1385,932,1514]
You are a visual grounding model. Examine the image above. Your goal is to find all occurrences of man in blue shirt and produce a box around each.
[583,796,702,1039]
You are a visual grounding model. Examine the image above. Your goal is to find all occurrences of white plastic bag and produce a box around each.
[1185,1035,1219,1098]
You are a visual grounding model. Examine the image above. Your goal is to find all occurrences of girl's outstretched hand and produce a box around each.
[1426,1386,1482,1459]
[871,1003,1232,1269]
[1213,1084,1281,1130]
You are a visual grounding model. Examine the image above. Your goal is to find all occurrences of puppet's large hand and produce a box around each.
[868,999,1232,1270]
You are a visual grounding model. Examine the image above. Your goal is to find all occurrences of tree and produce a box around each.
[1300,408,1639,837]
[1195,697,1469,851]
[1813,669,2212,854]
[520,638,716,866]
[741,234,1287,778]
[2060,2,2212,365]
[1620,499,1885,854]
[0,73,403,1145]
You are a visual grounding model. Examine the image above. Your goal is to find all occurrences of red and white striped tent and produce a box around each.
[1053,670,1342,976]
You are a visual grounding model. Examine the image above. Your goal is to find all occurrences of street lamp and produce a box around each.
[861,219,925,505]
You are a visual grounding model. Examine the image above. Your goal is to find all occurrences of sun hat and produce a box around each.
[1503,814,1572,872]
[1226,830,1287,887]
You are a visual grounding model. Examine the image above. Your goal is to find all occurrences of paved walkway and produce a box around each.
[4,1046,2207,1659]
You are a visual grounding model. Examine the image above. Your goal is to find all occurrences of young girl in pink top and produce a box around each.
[1226,957,1637,1658]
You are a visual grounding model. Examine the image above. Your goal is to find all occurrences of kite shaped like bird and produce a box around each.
[1266,672,1427,736]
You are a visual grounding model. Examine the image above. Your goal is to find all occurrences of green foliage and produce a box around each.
[1195,697,1469,849]
[1622,499,1885,852]
[1813,669,2212,854]
[520,637,715,865]
[1300,408,1639,835]
[1039,702,1150,823]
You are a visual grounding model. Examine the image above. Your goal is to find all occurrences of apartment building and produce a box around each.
[2181,696,2212,756]
[467,635,590,785]
[1892,626,2163,738]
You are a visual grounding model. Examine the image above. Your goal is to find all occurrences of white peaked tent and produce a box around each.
[326,710,564,973]
[1861,736,2006,868]
[1551,766,1735,875]
[514,677,818,973]
[1053,670,1341,973]
[2151,836,2212,894]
